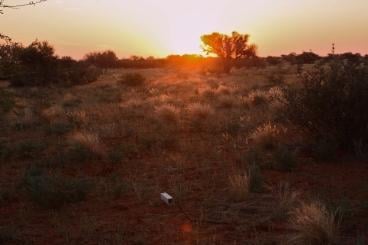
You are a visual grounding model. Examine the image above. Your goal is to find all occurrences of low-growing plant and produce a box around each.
[186,103,214,132]
[244,90,268,107]
[273,182,299,220]
[155,104,180,124]
[228,172,249,201]
[119,73,146,86]
[289,201,340,245]
[249,122,282,151]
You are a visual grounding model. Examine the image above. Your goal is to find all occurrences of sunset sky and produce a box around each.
[1,0,368,59]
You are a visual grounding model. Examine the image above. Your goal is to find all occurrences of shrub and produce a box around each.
[1,40,101,87]
[84,50,120,69]
[119,73,146,87]
[23,169,90,209]
[249,122,282,151]
[155,104,180,124]
[243,90,268,107]
[289,202,340,245]
[284,61,368,155]
[273,182,299,220]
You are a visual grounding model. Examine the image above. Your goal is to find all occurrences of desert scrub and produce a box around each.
[186,103,214,132]
[69,131,105,156]
[249,122,283,151]
[119,72,146,86]
[273,182,299,220]
[284,61,368,155]
[289,201,340,245]
[155,104,180,124]
[243,90,269,107]
[23,168,91,209]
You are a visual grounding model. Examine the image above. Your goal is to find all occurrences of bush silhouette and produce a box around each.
[284,60,368,155]
[0,40,101,86]
[84,50,120,69]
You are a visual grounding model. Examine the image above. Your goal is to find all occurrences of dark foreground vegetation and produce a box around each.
[1,37,368,244]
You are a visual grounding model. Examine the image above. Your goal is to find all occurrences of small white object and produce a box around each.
[160,192,173,205]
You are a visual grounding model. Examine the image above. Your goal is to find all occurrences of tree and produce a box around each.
[201,31,257,73]
[84,50,119,69]
[1,0,47,42]
[0,0,47,14]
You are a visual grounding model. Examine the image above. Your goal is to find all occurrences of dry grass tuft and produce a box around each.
[243,90,269,107]
[41,105,65,122]
[228,172,249,202]
[249,122,283,151]
[273,182,299,219]
[289,201,340,245]
[187,103,214,120]
[155,104,180,124]
[69,131,105,156]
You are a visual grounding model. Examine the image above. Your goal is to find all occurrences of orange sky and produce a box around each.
[1,0,368,58]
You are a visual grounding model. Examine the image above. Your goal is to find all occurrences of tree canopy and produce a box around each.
[0,0,47,14]
[201,32,257,73]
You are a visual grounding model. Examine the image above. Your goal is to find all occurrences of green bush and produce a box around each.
[284,61,368,156]
[23,168,90,209]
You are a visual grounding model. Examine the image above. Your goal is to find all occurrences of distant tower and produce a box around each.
[331,43,335,55]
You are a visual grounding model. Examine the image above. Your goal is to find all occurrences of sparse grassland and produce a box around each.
[0,65,367,244]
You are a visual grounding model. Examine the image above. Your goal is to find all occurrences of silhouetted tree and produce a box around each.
[0,0,47,14]
[201,31,257,73]
[84,50,119,69]
[296,52,320,64]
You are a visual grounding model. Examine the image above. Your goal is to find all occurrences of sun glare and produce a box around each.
[166,18,217,55]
